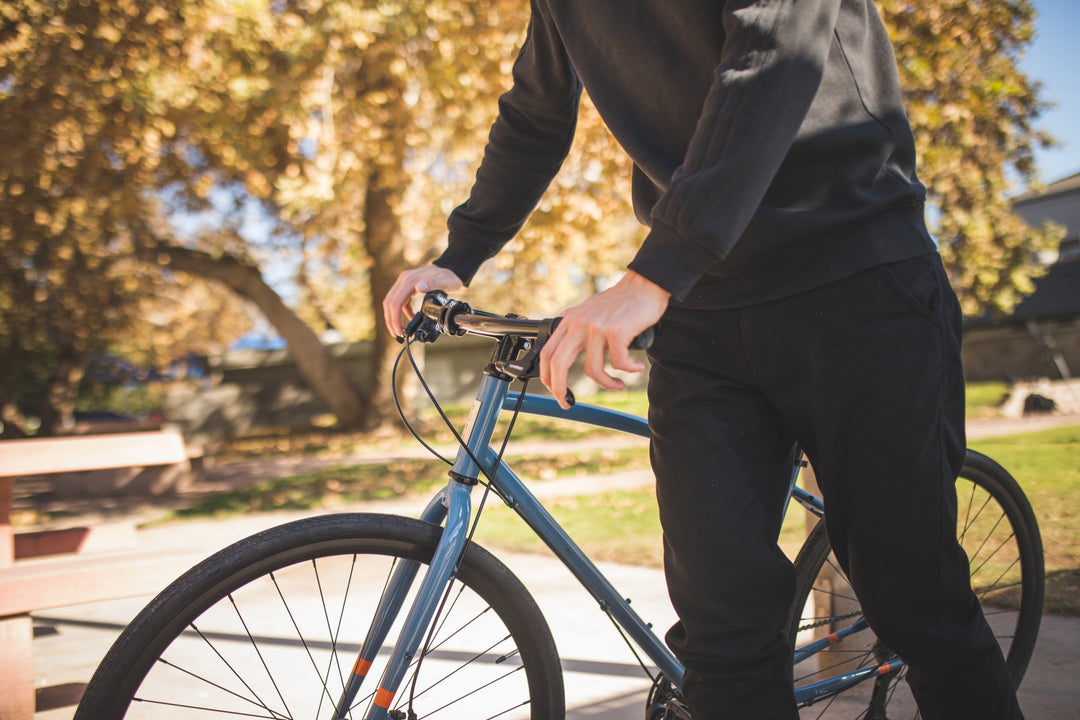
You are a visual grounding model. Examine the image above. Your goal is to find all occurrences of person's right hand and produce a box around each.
[382,265,464,338]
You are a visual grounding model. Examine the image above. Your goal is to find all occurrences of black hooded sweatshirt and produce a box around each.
[436,0,936,308]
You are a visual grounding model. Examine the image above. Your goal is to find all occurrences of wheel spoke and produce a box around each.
[141,656,288,720]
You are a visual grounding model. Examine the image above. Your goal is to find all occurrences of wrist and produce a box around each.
[622,270,672,303]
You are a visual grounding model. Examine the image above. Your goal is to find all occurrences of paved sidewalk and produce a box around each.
[26,414,1080,718]
[28,500,1080,719]
[966,411,1080,440]
[29,495,677,720]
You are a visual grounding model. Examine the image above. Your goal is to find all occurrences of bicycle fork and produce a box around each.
[332,483,468,720]
[334,375,508,720]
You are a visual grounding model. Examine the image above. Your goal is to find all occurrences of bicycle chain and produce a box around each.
[797,609,862,632]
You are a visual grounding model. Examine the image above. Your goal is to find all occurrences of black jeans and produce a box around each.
[647,253,1022,719]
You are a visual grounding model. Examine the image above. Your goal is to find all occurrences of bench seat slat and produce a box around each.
[0,431,188,478]
[0,552,203,617]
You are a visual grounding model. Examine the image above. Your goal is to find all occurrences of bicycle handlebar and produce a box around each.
[410,291,654,351]
[401,291,654,405]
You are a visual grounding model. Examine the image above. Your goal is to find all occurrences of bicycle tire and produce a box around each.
[75,513,565,720]
[787,449,1044,718]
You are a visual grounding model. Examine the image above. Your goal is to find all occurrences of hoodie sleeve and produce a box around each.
[627,0,844,300]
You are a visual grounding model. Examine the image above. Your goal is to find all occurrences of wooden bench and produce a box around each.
[0,430,202,719]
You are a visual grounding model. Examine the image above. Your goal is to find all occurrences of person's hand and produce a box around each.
[540,271,670,409]
[382,265,464,338]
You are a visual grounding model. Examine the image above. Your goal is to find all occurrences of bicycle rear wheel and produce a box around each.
[787,449,1044,719]
[75,513,565,720]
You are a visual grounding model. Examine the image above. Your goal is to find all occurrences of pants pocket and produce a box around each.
[876,253,940,321]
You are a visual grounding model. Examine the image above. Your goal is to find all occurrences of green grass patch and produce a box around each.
[216,393,646,461]
[472,490,666,567]
[970,425,1080,615]
[165,460,450,520]
[470,488,811,568]
[966,381,1009,418]
[475,425,1080,616]
[159,447,650,522]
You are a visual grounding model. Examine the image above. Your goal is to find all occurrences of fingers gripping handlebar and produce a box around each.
[404,291,654,348]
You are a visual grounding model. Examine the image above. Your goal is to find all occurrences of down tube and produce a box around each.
[481,447,684,685]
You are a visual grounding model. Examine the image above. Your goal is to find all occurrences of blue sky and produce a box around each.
[1022,0,1080,185]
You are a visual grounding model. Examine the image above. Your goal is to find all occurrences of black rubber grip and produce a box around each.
[630,327,655,351]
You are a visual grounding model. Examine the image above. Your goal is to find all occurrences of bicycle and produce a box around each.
[75,291,1044,720]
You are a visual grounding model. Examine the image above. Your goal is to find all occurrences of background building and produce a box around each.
[962,173,1080,413]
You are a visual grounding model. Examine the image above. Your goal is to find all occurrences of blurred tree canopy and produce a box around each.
[0,0,253,435]
[881,0,1063,314]
[0,0,1060,436]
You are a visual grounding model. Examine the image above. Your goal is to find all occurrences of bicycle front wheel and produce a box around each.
[75,513,565,720]
[787,449,1044,718]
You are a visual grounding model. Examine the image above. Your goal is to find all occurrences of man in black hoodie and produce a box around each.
[384,0,1023,717]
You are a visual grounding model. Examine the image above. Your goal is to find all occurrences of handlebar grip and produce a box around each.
[630,327,655,351]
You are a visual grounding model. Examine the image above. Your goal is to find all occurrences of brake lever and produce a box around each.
[396,309,441,344]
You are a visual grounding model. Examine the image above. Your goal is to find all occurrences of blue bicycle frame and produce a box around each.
[334,369,896,719]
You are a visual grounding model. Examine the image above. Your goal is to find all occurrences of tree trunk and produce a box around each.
[364,168,410,429]
[137,239,371,429]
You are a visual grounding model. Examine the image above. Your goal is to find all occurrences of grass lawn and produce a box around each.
[468,484,813,569]
[163,446,651,520]
[471,424,1078,616]
[969,425,1080,616]
[966,381,1010,418]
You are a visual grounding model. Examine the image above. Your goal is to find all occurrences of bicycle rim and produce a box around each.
[787,449,1044,719]
[75,513,565,720]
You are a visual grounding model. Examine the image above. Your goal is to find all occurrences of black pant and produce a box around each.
[647,253,1022,719]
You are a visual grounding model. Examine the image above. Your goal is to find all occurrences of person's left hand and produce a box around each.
[539,271,670,409]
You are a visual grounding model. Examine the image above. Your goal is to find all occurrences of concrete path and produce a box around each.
[25,414,1080,718]
[28,503,1080,719]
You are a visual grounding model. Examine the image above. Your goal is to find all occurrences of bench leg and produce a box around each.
[1,477,13,562]
[2,479,36,718]
[0,613,35,719]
